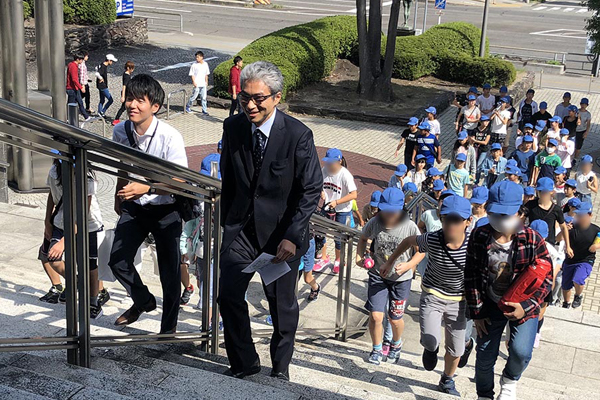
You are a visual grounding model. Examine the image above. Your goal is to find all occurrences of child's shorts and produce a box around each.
[365,272,411,321]
[561,262,593,290]
[301,238,316,273]
[38,227,99,270]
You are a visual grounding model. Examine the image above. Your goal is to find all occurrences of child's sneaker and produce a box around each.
[98,288,110,306]
[572,294,583,308]
[422,347,439,371]
[185,107,192,113]
[438,375,460,397]
[562,301,571,309]
[367,350,383,365]
[307,284,320,302]
[332,259,340,274]
[387,342,403,364]
[266,315,273,326]
[90,304,103,319]
[39,286,61,304]
[180,284,194,305]
[381,341,391,357]
[313,256,330,272]
[533,332,541,349]
[458,337,474,368]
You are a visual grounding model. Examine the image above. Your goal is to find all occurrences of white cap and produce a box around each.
[106,54,118,62]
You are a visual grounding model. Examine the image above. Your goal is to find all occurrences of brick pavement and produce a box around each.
[9,86,600,313]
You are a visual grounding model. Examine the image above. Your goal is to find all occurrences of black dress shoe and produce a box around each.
[114,297,156,326]
[223,364,261,379]
[270,371,290,381]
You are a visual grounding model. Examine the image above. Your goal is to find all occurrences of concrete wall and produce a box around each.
[24,17,147,61]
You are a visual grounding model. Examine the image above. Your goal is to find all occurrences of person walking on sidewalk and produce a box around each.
[112,61,135,126]
[228,56,243,116]
[185,51,210,115]
[96,54,117,117]
[66,54,91,121]
[78,51,93,115]
[383,194,473,397]
[466,180,553,400]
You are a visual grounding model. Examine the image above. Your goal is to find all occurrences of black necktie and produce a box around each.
[253,128,266,176]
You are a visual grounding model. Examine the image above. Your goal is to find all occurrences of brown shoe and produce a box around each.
[114,305,144,326]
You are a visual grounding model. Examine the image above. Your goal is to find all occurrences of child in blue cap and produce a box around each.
[452,130,477,181]
[523,185,536,203]
[531,138,562,185]
[554,92,572,120]
[466,181,553,400]
[425,106,441,138]
[396,117,420,168]
[362,190,382,224]
[384,194,473,397]
[531,101,551,129]
[509,135,535,185]
[477,83,495,117]
[472,115,492,185]
[561,178,577,207]
[414,121,441,169]
[516,88,538,133]
[455,95,481,134]
[407,154,427,190]
[356,188,422,366]
[470,186,489,226]
[422,167,443,196]
[575,154,597,204]
[575,98,591,159]
[389,164,409,190]
[480,143,507,188]
[445,153,470,197]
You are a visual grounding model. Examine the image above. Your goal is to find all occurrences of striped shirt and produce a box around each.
[416,229,471,301]
[78,61,88,86]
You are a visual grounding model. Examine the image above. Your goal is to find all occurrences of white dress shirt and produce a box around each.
[251,108,277,148]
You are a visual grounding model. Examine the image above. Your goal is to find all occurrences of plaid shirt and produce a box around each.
[465,223,553,324]
[78,61,88,86]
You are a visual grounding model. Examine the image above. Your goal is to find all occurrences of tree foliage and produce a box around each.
[583,0,600,52]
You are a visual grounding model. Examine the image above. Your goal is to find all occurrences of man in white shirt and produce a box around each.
[554,92,572,120]
[185,50,210,115]
[109,74,188,334]
[476,83,496,117]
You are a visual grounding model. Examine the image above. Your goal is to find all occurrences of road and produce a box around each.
[135,0,592,57]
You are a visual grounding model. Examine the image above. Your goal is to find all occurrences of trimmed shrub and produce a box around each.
[65,0,116,25]
[212,16,513,99]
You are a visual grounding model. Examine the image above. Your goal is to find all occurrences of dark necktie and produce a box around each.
[253,128,266,176]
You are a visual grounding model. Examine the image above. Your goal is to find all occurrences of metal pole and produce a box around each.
[335,237,346,340]
[210,195,222,354]
[202,195,213,342]
[0,0,14,100]
[413,0,419,31]
[35,0,52,91]
[48,0,66,121]
[422,0,429,33]
[341,239,353,342]
[479,0,491,57]
[9,0,33,192]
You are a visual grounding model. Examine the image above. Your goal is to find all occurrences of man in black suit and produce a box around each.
[219,61,322,381]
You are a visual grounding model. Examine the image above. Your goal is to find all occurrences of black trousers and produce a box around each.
[218,228,300,375]
[81,84,91,111]
[229,97,242,117]
[115,102,127,121]
[108,202,182,333]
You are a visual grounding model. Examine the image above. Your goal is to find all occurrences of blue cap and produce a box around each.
[563,92,571,98]
[506,159,518,168]
[457,130,468,140]
[500,97,510,103]
[468,94,477,101]
[470,186,489,204]
[369,190,382,207]
[524,123,534,129]
[408,117,419,126]
[559,128,570,136]
[432,179,445,191]
[549,116,562,123]
[581,98,589,105]
[418,121,431,130]
[565,178,577,188]
[441,194,472,219]
[536,177,554,192]
[500,85,508,93]
[425,106,437,115]
[505,166,521,176]
[568,105,578,112]
[575,201,593,215]
[568,197,582,208]
[440,189,455,200]
[415,154,426,162]
[427,167,443,177]
[403,182,418,193]
[200,153,221,179]
[581,154,593,164]
[491,143,502,150]
[548,138,558,147]
[378,187,405,212]
[487,181,524,215]
[483,83,492,89]
[539,101,548,109]
[554,166,567,175]
[524,186,536,196]
[395,164,408,176]
[480,115,490,121]
[474,216,489,228]
[523,135,534,143]
[565,215,574,224]
[323,148,343,163]
[469,86,478,93]
[535,120,546,130]
[455,153,467,162]
[530,220,549,239]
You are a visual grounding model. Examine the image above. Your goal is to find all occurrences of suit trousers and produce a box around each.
[109,202,182,333]
[218,228,300,375]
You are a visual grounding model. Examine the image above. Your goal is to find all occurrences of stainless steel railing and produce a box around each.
[166,88,187,120]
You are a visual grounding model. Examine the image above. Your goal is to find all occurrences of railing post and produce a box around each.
[210,194,222,354]
[202,194,213,345]
[335,236,346,340]
[341,236,353,341]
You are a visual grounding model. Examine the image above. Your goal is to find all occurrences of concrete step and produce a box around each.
[0,383,53,400]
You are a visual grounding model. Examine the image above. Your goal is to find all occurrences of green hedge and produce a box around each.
[24,0,116,25]
[212,16,515,99]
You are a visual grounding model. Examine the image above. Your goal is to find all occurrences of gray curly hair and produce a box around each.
[240,61,284,95]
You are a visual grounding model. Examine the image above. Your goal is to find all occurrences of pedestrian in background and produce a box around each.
[95,54,118,118]
[66,54,91,121]
[112,61,135,126]
[78,51,93,115]
[554,92,572,120]
[228,56,243,116]
[185,51,210,115]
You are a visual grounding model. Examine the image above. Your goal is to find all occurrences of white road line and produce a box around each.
[273,0,351,6]
[151,56,218,73]
[532,6,547,10]
[577,8,588,13]
[563,7,574,12]
[530,28,587,40]
[270,4,356,12]
[548,7,561,11]
[136,5,192,12]
[347,0,393,13]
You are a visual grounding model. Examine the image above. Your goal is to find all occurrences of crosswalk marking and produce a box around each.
[578,8,588,13]
[532,5,589,13]
[533,6,547,10]
[549,7,561,11]
[564,7,574,12]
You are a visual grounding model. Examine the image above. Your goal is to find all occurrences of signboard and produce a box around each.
[435,0,446,10]
[116,0,134,17]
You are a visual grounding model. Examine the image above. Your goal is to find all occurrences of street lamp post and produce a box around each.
[479,0,491,57]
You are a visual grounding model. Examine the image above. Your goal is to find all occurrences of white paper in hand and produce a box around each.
[242,253,291,285]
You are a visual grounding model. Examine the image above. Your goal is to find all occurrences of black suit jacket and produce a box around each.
[220,110,323,258]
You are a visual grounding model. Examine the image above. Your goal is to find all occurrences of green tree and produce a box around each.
[583,0,600,52]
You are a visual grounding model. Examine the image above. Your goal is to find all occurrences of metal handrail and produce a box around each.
[167,88,187,120]
[136,8,184,33]
[79,114,107,138]
[490,45,567,64]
